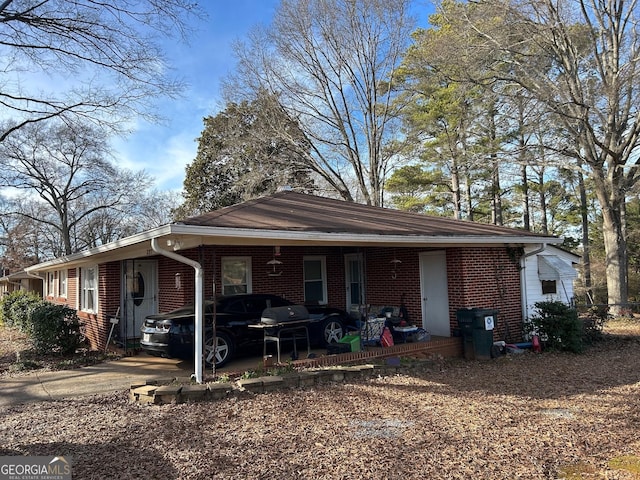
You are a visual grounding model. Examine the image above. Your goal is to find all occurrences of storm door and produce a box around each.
[122,259,158,342]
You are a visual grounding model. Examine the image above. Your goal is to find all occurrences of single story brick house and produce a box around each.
[25,191,573,360]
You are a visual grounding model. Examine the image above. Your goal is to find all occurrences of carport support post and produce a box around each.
[151,238,205,384]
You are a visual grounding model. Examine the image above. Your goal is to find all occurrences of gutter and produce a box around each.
[520,243,547,321]
[151,238,204,384]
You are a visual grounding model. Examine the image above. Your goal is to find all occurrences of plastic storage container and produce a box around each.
[338,334,361,352]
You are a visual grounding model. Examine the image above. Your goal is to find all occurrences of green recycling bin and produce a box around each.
[456,308,497,360]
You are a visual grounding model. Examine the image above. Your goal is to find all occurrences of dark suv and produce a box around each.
[140,294,351,367]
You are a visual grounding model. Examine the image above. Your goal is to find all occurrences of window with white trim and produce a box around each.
[59,269,67,298]
[47,272,56,297]
[221,257,252,296]
[81,265,98,313]
[304,256,327,304]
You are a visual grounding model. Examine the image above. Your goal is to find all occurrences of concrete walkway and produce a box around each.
[0,353,263,408]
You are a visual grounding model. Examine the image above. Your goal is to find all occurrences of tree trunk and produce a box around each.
[577,166,592,303]
[594,173,628,314]
[537,168,548,235]
[451,157,462,220]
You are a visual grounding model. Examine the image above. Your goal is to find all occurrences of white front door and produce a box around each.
[419,251,450,336]
[344,253,364,313]
[123,260,158,340]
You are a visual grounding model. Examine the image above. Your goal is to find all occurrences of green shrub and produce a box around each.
[30,303,84,355]
[525,301,584,353]
[0,290,44,333]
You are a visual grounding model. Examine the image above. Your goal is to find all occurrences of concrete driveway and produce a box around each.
[0,353,260,408]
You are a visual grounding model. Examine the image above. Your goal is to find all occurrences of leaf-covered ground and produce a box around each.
[1,321,640,479]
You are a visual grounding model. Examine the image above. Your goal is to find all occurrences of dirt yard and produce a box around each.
[1,321,640,479]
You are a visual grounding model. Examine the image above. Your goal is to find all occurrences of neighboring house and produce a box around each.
[25,191,565,355]
[521,244,580,319]
[0,270,44,297]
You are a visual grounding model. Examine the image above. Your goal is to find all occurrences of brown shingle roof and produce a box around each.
[178,191,551,239]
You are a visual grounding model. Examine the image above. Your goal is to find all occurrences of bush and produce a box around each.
[525,301,584,353]
[582,305,611,344]
[30,303,84,355]
[0,291,45,333]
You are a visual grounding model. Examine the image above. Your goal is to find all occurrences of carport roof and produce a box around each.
[26,191,562,272]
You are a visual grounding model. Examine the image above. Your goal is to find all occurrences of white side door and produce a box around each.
[419,251,450,336]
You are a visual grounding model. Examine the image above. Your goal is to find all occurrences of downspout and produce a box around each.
[520,243,547,321]
[151,238,204,384]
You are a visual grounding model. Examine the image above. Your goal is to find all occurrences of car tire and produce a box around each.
[322,317,345,345]
[204,332,234,368]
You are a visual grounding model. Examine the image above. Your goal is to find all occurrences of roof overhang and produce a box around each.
[25,223,564,273]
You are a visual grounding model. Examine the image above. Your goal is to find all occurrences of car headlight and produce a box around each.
[155,320,173,333]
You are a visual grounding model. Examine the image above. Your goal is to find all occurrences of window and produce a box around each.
[221,257,252,296]
[304,256,327,304]
[47,272,56,297]
[59,269,67,298]
[81,266,98,313]
[541,280,557,295]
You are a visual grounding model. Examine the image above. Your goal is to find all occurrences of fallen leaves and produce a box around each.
[1,320,640,478]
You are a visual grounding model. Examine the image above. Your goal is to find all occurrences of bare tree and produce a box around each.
[0,197,43,270]
[0,120,154,256]
[226,0,415,206]
[0,0,201,141]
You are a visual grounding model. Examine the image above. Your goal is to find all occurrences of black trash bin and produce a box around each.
[456,308,497,360]
[456,308,476,360]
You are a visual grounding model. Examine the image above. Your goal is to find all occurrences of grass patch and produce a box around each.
[609,455,640,475]
[557,461,597,479]
[9,359,42,373]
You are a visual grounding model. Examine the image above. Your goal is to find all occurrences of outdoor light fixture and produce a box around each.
[390,256,402,279]
[267,246,283,276]
[166,238,183,251]
[175,272,182,290]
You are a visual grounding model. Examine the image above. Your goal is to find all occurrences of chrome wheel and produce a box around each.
[323,318,344,344]
[204,332,234,367]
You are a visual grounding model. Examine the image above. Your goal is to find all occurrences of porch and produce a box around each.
[217,335,463,376]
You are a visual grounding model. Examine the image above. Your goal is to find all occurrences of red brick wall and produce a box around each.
[138,245,349,313]
[58,244,524,350]
[364,247,422,323]
[157,256,194,312]
[447,247,523,343]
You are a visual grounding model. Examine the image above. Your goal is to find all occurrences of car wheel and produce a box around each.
[204,332,234,368]
[323,317,345,344]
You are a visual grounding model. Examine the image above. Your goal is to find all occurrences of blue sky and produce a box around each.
[112,0,281,192]
[113,0,433,193]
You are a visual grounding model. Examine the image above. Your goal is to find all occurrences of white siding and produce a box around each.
[523,245,579,319]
